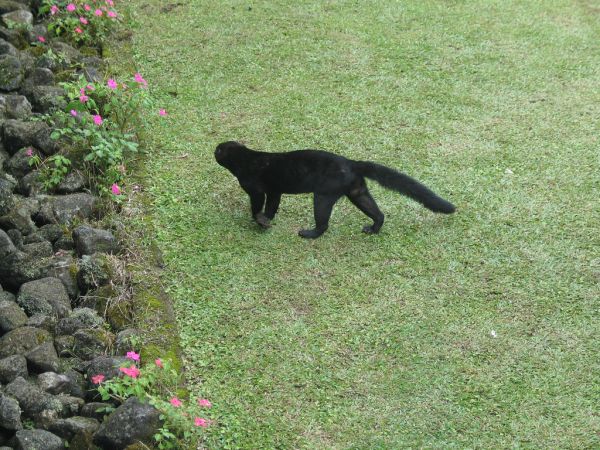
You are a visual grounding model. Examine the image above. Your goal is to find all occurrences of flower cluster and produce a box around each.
[93,352,213,447]
[43,71,168,196]
[41,0,119,45]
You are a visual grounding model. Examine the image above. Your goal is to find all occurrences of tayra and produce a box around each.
[215,141,455,239]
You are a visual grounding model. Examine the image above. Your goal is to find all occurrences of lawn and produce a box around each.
[126,0,598,448]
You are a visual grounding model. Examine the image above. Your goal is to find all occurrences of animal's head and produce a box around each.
[214,141,248,168]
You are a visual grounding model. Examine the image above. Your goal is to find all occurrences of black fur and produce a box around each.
[215,141,455,238]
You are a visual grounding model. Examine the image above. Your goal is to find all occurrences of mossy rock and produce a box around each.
[79,46,99,57]
[25,45,46,58]
[105,299,132,332]
[54,69,75,83]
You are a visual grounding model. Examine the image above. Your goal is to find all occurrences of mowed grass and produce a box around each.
[125,0,599,448]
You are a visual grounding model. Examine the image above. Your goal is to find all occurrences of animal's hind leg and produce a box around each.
[347,184,384,234]
[298,194,340,239]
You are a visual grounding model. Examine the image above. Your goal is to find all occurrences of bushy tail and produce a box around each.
[353,161,455,213]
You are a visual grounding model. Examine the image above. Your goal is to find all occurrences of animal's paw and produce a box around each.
[362,225,380,234]
[298,228,324,239]
[255,213,271,229]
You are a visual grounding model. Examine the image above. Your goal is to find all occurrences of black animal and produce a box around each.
[215,141,455,238]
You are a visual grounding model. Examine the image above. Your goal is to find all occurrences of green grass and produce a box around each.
[125,0,599,448]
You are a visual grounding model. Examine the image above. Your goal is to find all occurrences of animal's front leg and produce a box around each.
[248,191,270,228]
[264,192,282,220]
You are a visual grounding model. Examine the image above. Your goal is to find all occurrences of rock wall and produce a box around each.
[0,2,157,449]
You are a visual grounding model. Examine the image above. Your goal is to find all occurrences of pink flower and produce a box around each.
[111,183,121,195]
[80,16,88,24]
[50,5,59,14]
[126,351,140,361]
[25,148,33,157]
[107,10,117,18]
[91,374,105,384]
[159,109,167,116]
[37,36,45,43]
[86,84,95,91]
[75,27,83,34]
[197,398,212,408]
[92,114,103,125]
[94,9,103,16]
[79,94,89,103]
[107,79,117,89]
[66,3,76,12]
[106,0,114,6]
[134,72,147,86]
[155,358,163,368]
[84,4,91,11]
[119,365,140,378]
[194,417,209,428]
[170,397,183,407]
[70,109,78,116]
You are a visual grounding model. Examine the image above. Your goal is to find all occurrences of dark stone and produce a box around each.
[26,313,56,332]
[63,368,85,398]
[4,376,62,418]
[16,169,43,196]
[0,251,54,290]
[76,254,112,294]
[0,54,22,91]
[2,145,40,179]
[0,93,31,119]
[72,328,114,361]
[22,240,53,258]
[0,230,18,261]
[0,289,14,302]
[0,177,15,216]
[0,394,21,430]
[81,66,101,83]
[0,25,27,50]
[1,9,32,27]
[29,85,65,114]
[48,416,99,441]
[53,335,74,357]
[56,307,104,336]
[92,397,162,449]
[36,224,64,243]
[85,356,126,386]
[0,299,27,332]
[0,2,28,15]
[17,277,71,318]
[0,354,27,383]
[0,37,17,56]
[26,341,59,373]
[52,234,74,252]
[68,430,96,450]
[6,227,21,247]
[115,329,141,355]
[0,326,52,358]
[22,230,46,244]
[46,254,78,300]
[55,395,84,418]
[80,402,111,422]
[49,42,82,63]
[55,170,85,194]
[37,372,72,395]
[1,119,43,154]
[11,429,63,450]
[73,226,119,257]
[0,196,38,236]
[36,193,98,226]
[32,122,59,156]
[21,67,54,93]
